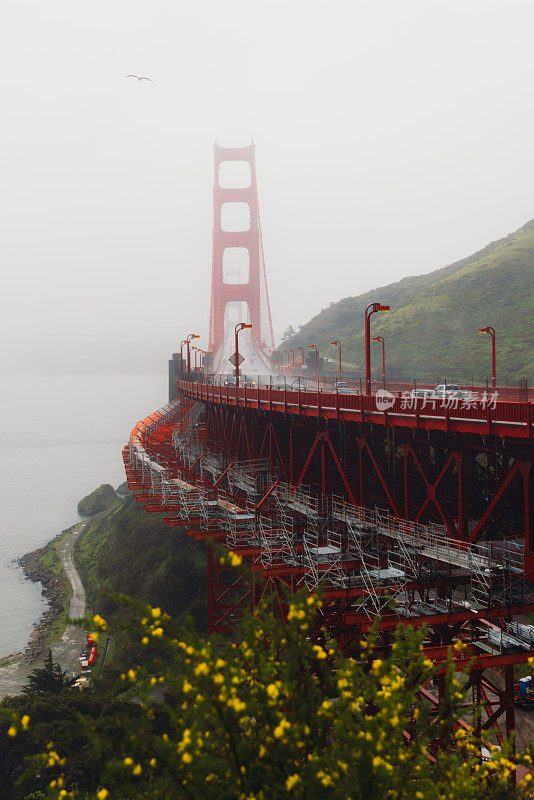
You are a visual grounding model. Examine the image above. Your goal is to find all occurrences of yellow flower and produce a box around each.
[286,774,300,790]
[274,719,291,738]
[227,697,246,713]
[371,659,383,674]
[142,637,149,645]
[133,763,142,775]
[127,669,137,682]
[124,757,134,766]
[182,752,193,764]
[97,790,109,800]
[151,607,162,618]
[20,715,30,730]
[195,662,209,677]
[7,727,16,737]
[312,645,327,660]
[231,553,242,567]
[59,791,67,799]
[92,614,107,630]
[266,683,279,699]
[151,627,163,637]
[373,756,393,771]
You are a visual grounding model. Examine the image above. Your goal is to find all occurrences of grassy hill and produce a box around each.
[283,219,534,384]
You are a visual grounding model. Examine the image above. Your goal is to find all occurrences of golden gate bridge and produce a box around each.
[126,143,534,766]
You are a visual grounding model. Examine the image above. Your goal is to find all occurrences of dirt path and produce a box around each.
[0,524,89,699]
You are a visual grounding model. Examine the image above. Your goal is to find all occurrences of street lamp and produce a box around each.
[372,336,386,387]
[234,323,252,387]
[186,333,200,373]
[331,341,342,382]
[478,326,496,389]
[365,303,390,394]
[309,344,319,391]
[296,347,304,365]
[180,339,187,373]
[287,348,294,367]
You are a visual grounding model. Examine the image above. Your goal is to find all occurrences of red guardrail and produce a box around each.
[183,381,533,439]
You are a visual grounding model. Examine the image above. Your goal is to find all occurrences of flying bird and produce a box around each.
[125,74,154,82]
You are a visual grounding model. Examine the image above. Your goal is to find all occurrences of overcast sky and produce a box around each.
[1,0,533,373]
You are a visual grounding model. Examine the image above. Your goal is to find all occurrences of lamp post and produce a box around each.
[309,344,319,391]
[235,322,252,387]
[331,341,342,382]
[365,303,390,394]
[372,336,386,386]
[192,346,199,371]
[186,333,199,373]
[478,326,496,389]
[180,339,187,373]
[296,347,304,365]
[288,348,294,367]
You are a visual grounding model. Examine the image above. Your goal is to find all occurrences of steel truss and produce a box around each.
[123,389,534,767]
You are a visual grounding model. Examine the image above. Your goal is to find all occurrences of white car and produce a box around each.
[333,381,358,395]
[409,389,436,400]
[433,384,466,398]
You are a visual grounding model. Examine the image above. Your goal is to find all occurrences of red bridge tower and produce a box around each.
[208,141,274,358]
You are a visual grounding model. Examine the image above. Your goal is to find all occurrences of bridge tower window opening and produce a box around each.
[220,202,251,232]
[224,301,250,331]
[223,247,250,284]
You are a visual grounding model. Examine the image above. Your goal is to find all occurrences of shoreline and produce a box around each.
[16,524,79,663]
[0,522,89,699]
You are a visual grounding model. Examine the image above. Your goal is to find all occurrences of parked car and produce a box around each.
[224,374,236,387]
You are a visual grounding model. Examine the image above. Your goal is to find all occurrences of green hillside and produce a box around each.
[283,219,534,384]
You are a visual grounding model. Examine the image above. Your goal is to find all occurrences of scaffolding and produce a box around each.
[259,509,297,568]
[220,497,259,549]
[229,459,270,497]
[128,408,527,619]
[203,452,226,483]
[470,539,525,608]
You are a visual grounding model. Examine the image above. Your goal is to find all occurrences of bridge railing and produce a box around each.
[183,380,532,433]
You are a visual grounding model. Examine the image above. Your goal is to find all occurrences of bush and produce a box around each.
[2,584,532,799]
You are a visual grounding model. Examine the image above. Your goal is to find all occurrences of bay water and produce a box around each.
[0,372,167,658]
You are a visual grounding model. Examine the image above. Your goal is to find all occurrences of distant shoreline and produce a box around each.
[17,524,79,662]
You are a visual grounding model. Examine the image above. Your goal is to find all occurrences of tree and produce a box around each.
[3,584,532,799]
[22,650,74,695]
[281,324,298,342]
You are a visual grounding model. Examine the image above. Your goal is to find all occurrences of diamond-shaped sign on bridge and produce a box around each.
[228,352,245,368]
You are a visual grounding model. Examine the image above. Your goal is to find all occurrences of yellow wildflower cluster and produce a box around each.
[92,614,107,630]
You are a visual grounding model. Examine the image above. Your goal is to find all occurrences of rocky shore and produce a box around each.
[17,527,74,662]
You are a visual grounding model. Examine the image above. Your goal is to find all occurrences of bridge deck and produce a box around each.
[180,380,533,439]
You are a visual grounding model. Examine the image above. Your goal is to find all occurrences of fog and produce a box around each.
[1,0,533,374]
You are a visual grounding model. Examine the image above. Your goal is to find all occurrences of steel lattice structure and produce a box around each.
[123,384,534,765]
